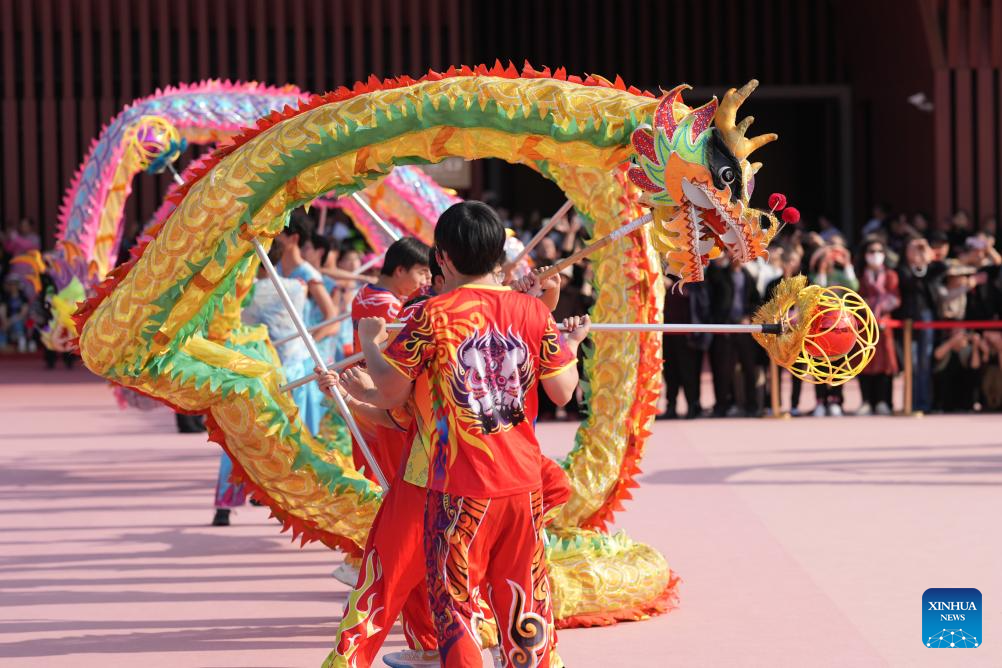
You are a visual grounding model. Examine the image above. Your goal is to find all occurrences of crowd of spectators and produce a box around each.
[8,196,1002,419]
[0,218,42,353]
[652,205,1002,418]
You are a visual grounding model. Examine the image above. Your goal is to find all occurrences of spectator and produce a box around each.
[1,218,41,257]
[765,245,805,415]
[886,213,917,261]
[932,329,983,412]
[817,215,840,243]
[980,331,1002,411]
[956,237,1002,322]
[897,237,945,414]
[862,203,889,237]
[980,216,998,242]
[934,264,976,321]
[948,210,974,255]
[707,252,763,417]
[534,237,560,266]
[912,212,930,236]
[2,276,32,352]
[808,241,858,416]
[660,278,711,420]
[749,242,785,297]
[856,238,899,415]
[927,231,950,262]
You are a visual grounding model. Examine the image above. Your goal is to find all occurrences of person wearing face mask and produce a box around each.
[856,239,900,415]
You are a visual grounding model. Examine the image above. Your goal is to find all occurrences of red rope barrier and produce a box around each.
[883,319,1002,330]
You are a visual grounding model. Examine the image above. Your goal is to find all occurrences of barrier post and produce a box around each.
[769,359,782,418]
[902,319,913,416]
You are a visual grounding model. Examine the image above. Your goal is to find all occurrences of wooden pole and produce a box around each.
[769,360,782,418]
[902,319,913,416]
[503,200,574,272]
[538,213,654,280]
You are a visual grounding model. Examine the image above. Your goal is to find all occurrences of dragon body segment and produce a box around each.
[76,64,779,626]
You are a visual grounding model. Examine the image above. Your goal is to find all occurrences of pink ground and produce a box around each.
[1,358,1000,667]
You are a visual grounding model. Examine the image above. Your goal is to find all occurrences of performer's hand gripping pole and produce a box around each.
[252,238,390,490]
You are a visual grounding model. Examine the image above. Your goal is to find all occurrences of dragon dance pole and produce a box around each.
[279,343,388,393]
[273,311,352,346]
[504,200,575,272]
[351,192,403,242]
[252,238,390,490]
[355,255,382,275]
[385,321,782,335]
[537,212,654,281]
[280,321,782,393]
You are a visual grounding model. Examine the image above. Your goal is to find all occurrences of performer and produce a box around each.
[348,237,431,484]
[319,243,573,667]
[353,202,589,667]
[212,243,316,526]
[276,212,342,433]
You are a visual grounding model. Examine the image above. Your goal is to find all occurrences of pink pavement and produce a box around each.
[1,357,1000,667]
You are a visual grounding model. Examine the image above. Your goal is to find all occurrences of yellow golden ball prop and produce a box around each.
[127,116,180,170]
[753,277,878,386]
[783,286,878,386]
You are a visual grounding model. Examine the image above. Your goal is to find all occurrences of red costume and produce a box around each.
[383,285,575,668]
[327,318,571,666]
[350,284,406,485]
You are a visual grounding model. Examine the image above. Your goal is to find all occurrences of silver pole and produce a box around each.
[252,238,390,490]
[273,311,351,346]
[355,255,381,275]
[351,192,402,242]
[278,343,387,393]
[385,322,782,335]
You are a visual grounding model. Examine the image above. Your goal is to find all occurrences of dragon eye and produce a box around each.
[718,166,736,185]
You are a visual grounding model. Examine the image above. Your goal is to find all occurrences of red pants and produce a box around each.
[425,489,556,668]
[329,480,437,667]
[352,423,407,487]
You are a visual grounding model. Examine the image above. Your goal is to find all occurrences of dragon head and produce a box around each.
[628,80,779,284]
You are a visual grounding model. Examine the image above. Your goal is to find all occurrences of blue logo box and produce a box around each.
[923,588,981,648]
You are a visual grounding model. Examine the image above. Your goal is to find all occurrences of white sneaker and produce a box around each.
[27,340,37,352]
[856,404,872,416]
[383,649,440,667]
[875,402,892,416]
[811,405,826,417]
[827,404,844,417]
[331,562,359,586]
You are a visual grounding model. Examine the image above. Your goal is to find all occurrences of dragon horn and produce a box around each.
[715,79,778,160]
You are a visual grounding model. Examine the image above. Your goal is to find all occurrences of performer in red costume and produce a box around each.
[356,202,589,668]
[349,237,431,485]
[319,244,573,668]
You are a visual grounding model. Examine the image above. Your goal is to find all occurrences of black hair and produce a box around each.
[862,236,885,253]
[285,211,315,248]
[311,233,333,265]
[380,236,431,276]
[434,201,505,276]
[428,247,443,280]
[928,231,949,245]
